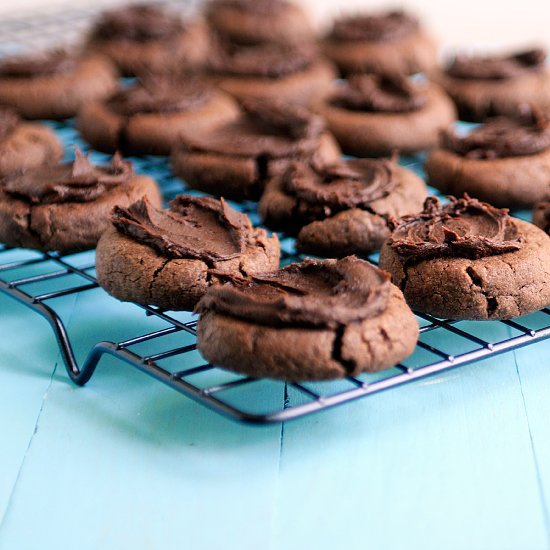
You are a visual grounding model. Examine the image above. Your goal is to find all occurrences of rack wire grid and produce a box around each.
[1,7,550,425]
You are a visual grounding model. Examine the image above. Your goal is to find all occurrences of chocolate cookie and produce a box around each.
[0,49,117,120]
[85,4,209,75]
[171,98,341,200]
[322,10,438,76]
[533,202,550,234]
[205,0,313,45]
[379,195,550,320]
[96,195,280,311]
[436,48,550,121]
[77,76,239,155]
[0,149,161,253]
[317,74,456,157]
[259,157,428,256]
[205,39,335,107]
[0,107,63,177]
[426,108,550,208]
[195,257,419,380]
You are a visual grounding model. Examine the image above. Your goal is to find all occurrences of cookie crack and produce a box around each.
[26,204,45,249]
[466,266,498,317]
[148,258,171,299]
[331,324,356,375]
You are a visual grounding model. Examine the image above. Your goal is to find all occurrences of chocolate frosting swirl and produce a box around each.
[112,195,254,262]
[441,108,550,159]
[209,40,314,78]
[446,48,546,80]
[195,257,391,328]
[331,74,427,113]
[0,49,76,78]
[90,4,185,42]
[0,107,19,142]
[329,11,418,42]
[388,195,524,261]
[2,149,133,204]
[106,78,211,116]
[180,98,323,157]
[283,158,396,210]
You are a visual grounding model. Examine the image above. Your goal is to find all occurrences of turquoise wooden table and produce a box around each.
[2,10,550,547]
[1,273,550,550]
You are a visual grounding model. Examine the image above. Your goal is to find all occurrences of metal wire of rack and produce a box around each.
[2,240,550,424]
[1,7,550,425]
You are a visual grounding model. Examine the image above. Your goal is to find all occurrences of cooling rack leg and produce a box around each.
[0,282,91,385]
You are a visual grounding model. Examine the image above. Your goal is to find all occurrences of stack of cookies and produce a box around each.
[1,0,549,382]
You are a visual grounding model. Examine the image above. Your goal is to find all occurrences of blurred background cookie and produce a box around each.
[426,107,550,208]
[322,10,438,76]
[436,48,550,121]
[0,149,161,253]
[0,49,117,120]
[317,74,456,156]
[0,107,63,176]
[77,75,239,155]
[171,98,340,200]
[85,3,209,76]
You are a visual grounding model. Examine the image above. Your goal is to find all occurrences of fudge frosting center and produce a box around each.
[329,11,418,42]
[195,257,391,328]
[331,74,427,113]
[446,48,546,80]
[389,196,524,260]
[208,0,290,16]
[112,195,251,262]
[209,41,314,78]
[181,99,323,157]
[284,159,396,209]
[441,110,550,159]
[90,5,185,42]
[106,80,211,115]
[2,150,133,204]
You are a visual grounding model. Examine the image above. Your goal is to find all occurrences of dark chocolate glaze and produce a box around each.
[90,4,185,42]
[2,149,133,204]
[195,257,391,328]
[283,158,396,209]
[180,98,323,157]
[328,11,418,42]
[209,40,314,78]
[441,109,550,159]
[330,74,427,113]
[0,107,19,142]
[446,48,546,80]
[112,195,254,262]
[0,49,76,78]
[388,195,524,261]
[106,78,211,116]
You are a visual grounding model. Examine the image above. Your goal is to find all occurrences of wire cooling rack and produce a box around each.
[1,7,550,424]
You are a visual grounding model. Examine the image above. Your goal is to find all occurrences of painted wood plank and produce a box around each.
[0,286,285,550]
[512,339,550,532]
[0,293,76,523]
[274,331,550,550]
